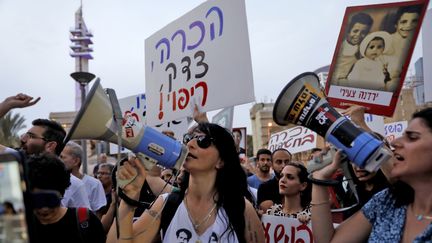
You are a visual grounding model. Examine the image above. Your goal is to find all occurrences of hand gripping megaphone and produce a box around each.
[64,78,188,171]
[273,72,391,172]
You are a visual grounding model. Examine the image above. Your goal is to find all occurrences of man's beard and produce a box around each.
[20,143,45,156]
[260,165,270,173]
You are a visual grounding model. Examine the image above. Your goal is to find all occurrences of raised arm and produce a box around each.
[0,93,40,118]
[107,158,162,243]
[311,150,372,243]
[340,104,371,132]
[193,104,209,123]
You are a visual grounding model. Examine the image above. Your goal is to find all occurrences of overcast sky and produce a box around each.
[0,0,427,134]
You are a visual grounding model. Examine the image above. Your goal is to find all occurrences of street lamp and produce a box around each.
[267,122,273,141]
[70,71,95,174]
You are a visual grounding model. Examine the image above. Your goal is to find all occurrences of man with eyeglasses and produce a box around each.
[22,119,91,209]
[0,94,90,210]
[96,164,114,209]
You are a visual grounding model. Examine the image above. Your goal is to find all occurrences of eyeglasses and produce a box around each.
[23,132,48,141]
[183,134,214,149]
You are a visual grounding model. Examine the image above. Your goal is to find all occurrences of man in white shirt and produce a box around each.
[61,141,107,218]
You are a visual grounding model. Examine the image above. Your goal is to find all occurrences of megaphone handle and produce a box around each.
[340,158,360,203]
[106,88,124,239]
[106,88,124,162]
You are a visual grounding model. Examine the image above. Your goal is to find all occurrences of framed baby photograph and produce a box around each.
[325,0,429,116]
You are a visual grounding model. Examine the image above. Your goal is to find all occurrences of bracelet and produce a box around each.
[119,235,134,240]
[310,200,330,206]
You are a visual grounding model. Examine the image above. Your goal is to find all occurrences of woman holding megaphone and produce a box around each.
[107,122,264,243]
[310,107,432,242]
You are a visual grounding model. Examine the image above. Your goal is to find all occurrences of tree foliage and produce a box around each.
[0,112,26,148]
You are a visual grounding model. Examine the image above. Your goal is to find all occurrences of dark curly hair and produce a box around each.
[346,12,373,37]
[32,119,66,155]
[27,153,71,196]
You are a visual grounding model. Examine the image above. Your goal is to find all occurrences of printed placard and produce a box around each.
[145,0,254,125]
[325,0,429,116]
[261,214,314,243]
[268,126,317,154]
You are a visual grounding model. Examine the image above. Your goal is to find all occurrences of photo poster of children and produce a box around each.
[232,127,247,160]
[325,0,429,117]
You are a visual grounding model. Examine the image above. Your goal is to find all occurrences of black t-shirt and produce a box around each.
[257,177,282,206]
[33,208,106,243]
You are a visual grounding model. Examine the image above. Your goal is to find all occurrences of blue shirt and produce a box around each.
[247,174,273,189]
[362,188,432,242]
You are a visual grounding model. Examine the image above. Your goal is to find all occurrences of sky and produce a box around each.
[0,0,427,135]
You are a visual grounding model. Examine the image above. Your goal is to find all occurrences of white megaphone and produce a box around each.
[64,78,188,170]
[273,72,391,172]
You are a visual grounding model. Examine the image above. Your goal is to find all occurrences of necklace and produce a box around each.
[415,214,432,221]
[411,205,432,221]
[184,196,217,231]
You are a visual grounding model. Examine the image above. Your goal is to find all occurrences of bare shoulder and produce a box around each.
[243,198,265,243]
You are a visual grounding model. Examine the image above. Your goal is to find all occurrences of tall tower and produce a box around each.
[69,4,95,174]
[70,5,94,110]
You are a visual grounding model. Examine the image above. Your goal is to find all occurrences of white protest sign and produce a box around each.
[384,121,407,143]
[110,94,190,153]
[145,0,254,126]
[261,214,314,243]
[268,126,317,154]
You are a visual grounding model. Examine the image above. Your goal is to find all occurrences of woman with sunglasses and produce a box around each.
[108,122,264,243]
[266,162,312,224]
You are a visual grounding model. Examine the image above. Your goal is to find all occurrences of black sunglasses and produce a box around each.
[183,134,214,149]
[31,190,62,209]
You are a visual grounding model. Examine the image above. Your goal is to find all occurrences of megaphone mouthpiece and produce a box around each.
[65,79,187,171]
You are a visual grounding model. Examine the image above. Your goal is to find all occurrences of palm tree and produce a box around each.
[0,112,26,148]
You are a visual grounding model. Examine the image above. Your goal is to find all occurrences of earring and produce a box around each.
[215,159,224,169]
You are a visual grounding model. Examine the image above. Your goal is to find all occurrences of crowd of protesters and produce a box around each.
[1,90,432,243]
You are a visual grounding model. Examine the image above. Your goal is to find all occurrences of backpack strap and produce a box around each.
[77,207,90,227]
[76,207,90,242]
[159,192,182,240]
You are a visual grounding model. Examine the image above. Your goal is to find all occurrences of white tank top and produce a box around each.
[163,201,239,243]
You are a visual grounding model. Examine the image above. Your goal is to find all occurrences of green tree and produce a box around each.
[0,112,26,148]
